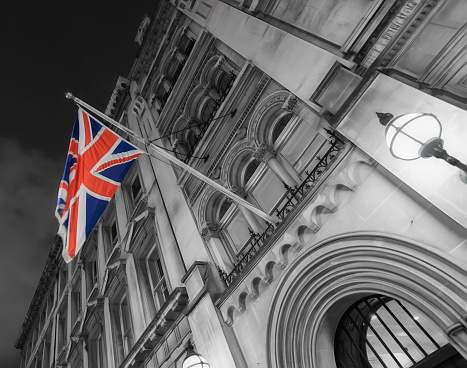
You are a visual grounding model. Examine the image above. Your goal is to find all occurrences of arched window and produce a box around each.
[335,295,466,368]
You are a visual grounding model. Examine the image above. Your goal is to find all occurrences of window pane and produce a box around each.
[367,300,448,368]
[131,176,142,201]
[225,211,250,253]
[279,124,325,173]
[251,169,285,213]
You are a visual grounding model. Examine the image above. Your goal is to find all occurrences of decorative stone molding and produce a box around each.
[281,93,303,115]
[211,167,221,180]
[359,0,442,69]
[187,116,202,135]
[215,55,226,70]
[266,234,467,367]
[172,47,187,64]
[253,143,277,163]
[172,139,189,156]
[220,139,257,185]
[203,83,222,100]
[247,90,290,143]
[200,223,221,242]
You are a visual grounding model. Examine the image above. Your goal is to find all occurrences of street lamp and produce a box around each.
[377,112,467,183]
[182,340,210,368]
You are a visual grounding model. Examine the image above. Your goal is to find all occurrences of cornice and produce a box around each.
[15,236,63,349]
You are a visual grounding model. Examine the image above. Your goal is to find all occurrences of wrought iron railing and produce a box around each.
[183,71,236,163]
[218,131,345,287]
[218,223,275,286]
[275,130,344,220]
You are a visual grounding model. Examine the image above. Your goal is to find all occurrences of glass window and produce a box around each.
[335,295,465,368]
[131,174,142,203]
[224,210,250,253]
[146,247,169,310]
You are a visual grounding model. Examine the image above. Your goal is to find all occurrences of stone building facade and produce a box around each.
[16,1,467,367]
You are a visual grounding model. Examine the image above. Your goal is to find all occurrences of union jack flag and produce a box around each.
[56,108,143,262]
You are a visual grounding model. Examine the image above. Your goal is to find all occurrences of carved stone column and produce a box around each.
[231,185,264,234]
[204,83,222,100]
[253,143,298,187]
[201,223,233,271]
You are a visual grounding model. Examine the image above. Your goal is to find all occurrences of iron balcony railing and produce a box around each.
[219,131,345,287]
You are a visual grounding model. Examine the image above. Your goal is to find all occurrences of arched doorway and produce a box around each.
[266,234,467,368]
[335,295,466,368]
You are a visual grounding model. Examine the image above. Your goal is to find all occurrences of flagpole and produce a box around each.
[65,93,280,224]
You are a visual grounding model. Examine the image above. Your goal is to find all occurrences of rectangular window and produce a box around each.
[130,174,143,203]
[146,248,169,309]
[110,220,118,247]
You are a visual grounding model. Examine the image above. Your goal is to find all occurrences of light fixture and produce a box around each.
[377,112,467,183]
[182,340,210,368]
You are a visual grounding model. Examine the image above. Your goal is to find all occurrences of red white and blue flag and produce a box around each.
[56,108,143,262]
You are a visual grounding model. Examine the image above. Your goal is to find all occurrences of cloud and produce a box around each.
[0,137,63,367]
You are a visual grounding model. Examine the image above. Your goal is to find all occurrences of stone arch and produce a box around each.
[267,233,467,368]
[197,186,225,226]
[247,90,292,145]
[220,139,258,187]
[200,55,222,85]
[184,85,206,118]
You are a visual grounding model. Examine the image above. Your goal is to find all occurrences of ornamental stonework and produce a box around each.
[253,143,277,163]
[281,92,303,114]
[200,223,220,242]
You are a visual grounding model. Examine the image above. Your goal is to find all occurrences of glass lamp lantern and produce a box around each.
[182,341,210,368]
[377,112,467,183]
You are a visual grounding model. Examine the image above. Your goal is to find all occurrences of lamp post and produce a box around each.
[377,112,467,183]
[182,340,210,368]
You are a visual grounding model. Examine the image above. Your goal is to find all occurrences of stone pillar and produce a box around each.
[200,223,233,271]
[204,83,222,100]
[253,143,299,187]
[230,186,264,234]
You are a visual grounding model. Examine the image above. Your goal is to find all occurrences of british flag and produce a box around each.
[56,108,142,262]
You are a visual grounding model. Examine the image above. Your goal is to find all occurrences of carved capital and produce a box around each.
[230,185,247,199]
[281,93,302,114]
[173,47,186,64]
[200,223,220,242]
[172,139,189,155]
[187,116,201,127]
[215,55,226,70]
[203,83,222,100]
[253,143,276,163]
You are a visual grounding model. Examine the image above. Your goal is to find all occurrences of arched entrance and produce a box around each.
[266,234,467,368]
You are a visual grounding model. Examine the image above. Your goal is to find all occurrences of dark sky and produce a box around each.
[0,2,157,367]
